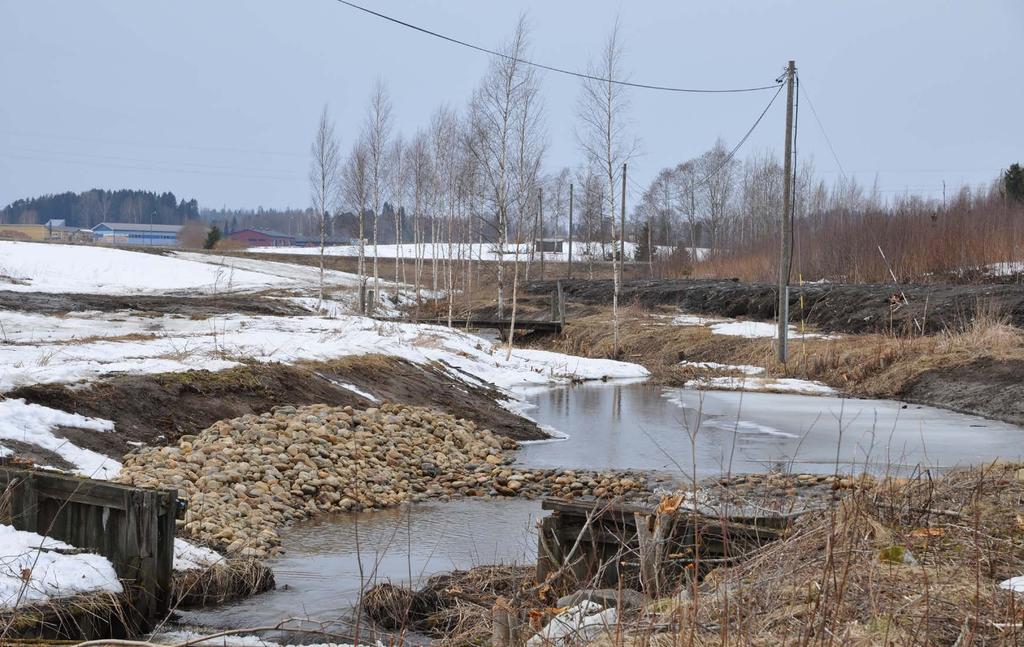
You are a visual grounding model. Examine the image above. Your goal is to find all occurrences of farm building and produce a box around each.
[0,220,90,242]
[226,229,295,247]
[92,222,183,247]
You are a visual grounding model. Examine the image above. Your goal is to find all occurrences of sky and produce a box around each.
[1,0,1022,211]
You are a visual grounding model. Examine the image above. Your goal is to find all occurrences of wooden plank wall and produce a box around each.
[0,467,177,631]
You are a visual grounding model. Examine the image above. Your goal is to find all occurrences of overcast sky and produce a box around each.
[1,0,1021,211]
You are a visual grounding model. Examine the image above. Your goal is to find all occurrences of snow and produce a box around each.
[250,241,710,263]
[669,312,838,340]
[152,632,364,647]
[986,261,1024,277]
[671,314,728,326]
[171,251,363,288]
[0,241,290,294]
[0,524,122,607]
[708,321,781,338]
[684,376,836,395]
[333,382,379,402]
[526,601,617,647]
[0,399,120,478]
[1001,576,1024,593]
[173,539,224,573]
[680,360,765,376]
[0,312,648,397]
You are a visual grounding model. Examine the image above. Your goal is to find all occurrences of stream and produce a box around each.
[176,380,1024,636]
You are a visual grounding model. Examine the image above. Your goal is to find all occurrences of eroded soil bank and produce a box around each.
[0,289,307,317]
[528,278,1024,334]
[9,355,548,464]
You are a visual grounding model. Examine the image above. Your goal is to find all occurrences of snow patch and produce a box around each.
[0,399,120,478]
[0,524,122,607]
[680,360,765,376]
[684,376,835,395]
[173,539,224,573]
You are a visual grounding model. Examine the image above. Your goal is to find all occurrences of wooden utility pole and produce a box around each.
[567,183,574,280]
[777,60,796,364]
[620,163,627,267]
[538,187,545,280]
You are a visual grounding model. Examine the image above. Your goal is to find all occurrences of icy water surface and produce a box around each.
[178,382,1024,636]
[516,381,1024,476]
[179,498,542,634]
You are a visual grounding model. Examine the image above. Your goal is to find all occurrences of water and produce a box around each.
[178,381,1024,634]
[516,381,1024,477]
[180,498,542,632]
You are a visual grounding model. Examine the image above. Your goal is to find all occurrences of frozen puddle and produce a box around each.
[514,381,1024,476]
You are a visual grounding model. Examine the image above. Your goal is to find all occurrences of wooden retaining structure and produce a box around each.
[537,497,795,596]
[0,466,178,635]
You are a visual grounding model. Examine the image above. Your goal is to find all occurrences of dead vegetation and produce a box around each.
[541,305,1024,423]
[361,465,1024,647]
[641,463,1024,646]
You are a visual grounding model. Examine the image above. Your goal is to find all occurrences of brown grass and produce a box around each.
[541,307,1024,401]
[629,462,1024,646]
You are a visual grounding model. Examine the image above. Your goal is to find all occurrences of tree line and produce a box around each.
[1,189,199,228]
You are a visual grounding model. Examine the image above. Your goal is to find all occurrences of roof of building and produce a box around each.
[228,228,295,239]
[92,222,183,233]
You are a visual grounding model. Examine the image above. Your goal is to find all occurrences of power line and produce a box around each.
[333,0,782,94]
[798,79,846,179]
[694,83,786,186]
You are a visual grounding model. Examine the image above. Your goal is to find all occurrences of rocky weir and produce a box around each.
[117,403,653,559]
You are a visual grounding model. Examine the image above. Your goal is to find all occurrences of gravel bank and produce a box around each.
[118,403,650,558]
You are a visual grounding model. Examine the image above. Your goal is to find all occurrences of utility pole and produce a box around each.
[538,187,545,280]
[620,163,627,269]
[777,60,796,364]
[567,183,574,280]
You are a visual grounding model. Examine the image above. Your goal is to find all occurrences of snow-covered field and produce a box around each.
[250,241,710,263]
[0,241,365,295]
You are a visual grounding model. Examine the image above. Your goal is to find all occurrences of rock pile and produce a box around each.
[118,403,648,558]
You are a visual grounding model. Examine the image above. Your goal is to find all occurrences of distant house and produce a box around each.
[92,222,183,247]
[225,229,295,247]
[534,238,564,253]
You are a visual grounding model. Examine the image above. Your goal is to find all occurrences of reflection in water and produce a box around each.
[180,498,542,632]
[516,381,1024,477]
[176,382,1024,636]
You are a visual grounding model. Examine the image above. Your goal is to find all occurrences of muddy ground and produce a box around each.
[527,278,1024,334]
[0,289,307,317]
[9,355,546,463]
[902,357,1024,425]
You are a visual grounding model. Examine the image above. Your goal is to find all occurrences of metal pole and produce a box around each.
[777,60,796,364]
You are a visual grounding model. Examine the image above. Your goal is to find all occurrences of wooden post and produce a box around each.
[556,279,565,326]
[539,187,545,281]
[568,183,574,280]
[777,60,796,364]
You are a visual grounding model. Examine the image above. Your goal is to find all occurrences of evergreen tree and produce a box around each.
[635,221,652,261]
[204,225,222,249]
[1004,163,1024,202]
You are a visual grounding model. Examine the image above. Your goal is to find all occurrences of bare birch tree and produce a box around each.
[365,79,393,311]
[309,105,341,309]
[342,139,370,311]
[576,20,638,357]
[467,16,539,321]
[406,130,433,310]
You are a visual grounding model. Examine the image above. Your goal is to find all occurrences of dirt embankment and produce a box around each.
[528,278,1024,334]
[9,355,547,463]
[0,290,307,317]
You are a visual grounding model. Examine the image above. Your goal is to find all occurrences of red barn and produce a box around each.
[226,229,295,247]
